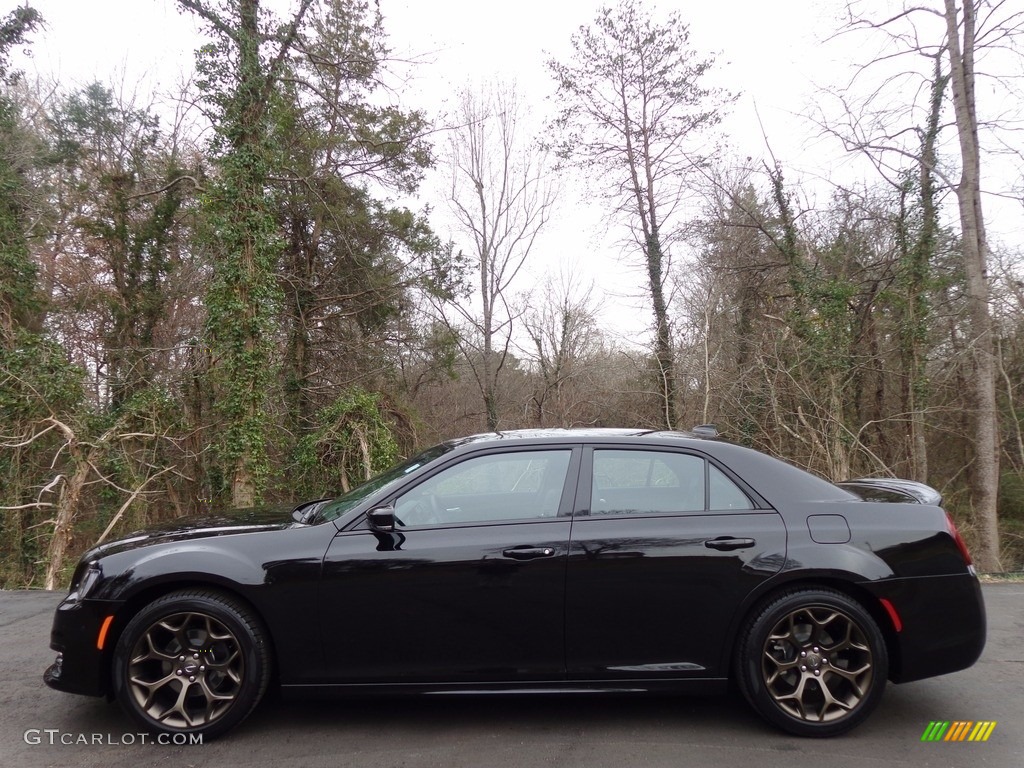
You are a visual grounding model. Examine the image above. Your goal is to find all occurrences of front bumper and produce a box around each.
[44,595,122,697]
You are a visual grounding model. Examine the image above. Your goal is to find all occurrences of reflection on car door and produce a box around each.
[318,447,579,685]
[565,446,787,680]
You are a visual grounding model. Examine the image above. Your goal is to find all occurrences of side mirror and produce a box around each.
[366,506,396,532]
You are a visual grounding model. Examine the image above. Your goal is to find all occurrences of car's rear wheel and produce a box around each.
[112,589,270,740]
[736,588,888,737]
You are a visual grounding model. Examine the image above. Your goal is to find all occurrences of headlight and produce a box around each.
[66,561,102,602]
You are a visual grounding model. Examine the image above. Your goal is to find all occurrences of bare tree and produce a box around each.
[831,0,1020,569]
[440,81,557,431]
[1,407,178,589]
[522,271,601,427]
[943,0,1001,570]
[548,0,733,429]
[991,252,1024,476]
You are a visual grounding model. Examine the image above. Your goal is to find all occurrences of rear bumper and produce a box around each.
[43,595,121,697]
[866,572,986,683]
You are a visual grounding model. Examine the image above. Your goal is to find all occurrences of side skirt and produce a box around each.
[280,678,729,700]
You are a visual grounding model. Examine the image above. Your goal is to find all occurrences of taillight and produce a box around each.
[946,512,973,566]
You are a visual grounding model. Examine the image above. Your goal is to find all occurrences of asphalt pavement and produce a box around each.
[2,584,1021,768]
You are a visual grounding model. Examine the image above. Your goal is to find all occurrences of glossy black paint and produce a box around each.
[45,596,114,696]
[321,520,571,683]
[837,477,944,505]
[565,511,787,679]
[44,428,985,713]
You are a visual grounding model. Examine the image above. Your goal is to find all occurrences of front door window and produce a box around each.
[394,450,572,526]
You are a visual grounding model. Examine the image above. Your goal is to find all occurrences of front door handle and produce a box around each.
[502,546,556,560]
[704,537,756,551]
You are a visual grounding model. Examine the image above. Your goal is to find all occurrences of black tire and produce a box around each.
[112,589,270,740]
[736,588,888,737]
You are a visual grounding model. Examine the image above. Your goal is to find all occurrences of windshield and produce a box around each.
[315,444,454,523]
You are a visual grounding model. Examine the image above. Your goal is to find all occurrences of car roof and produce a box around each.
[443,427,717,447]
[436,428,852,507]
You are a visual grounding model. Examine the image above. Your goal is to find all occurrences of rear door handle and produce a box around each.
[502,546,556,560]
[704,537,756,551]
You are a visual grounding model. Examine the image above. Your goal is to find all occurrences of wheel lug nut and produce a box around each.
[189,676,195,682]
[814,670,820,676]
[176,670,182,675]
[800,651,807,657]
[800,665,807,671]
[813,647,819,652]
[193,653,199,659]
[200,665,206,671]
[179,656,185,661]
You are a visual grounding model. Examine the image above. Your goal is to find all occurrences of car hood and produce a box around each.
[82,503,301,560]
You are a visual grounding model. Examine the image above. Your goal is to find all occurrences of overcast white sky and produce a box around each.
[10,0,1022,346]
[17,1,844,148]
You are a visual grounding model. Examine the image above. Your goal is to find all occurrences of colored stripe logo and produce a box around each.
[921,721,997,742]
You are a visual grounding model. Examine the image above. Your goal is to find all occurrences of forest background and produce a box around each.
[2,0,1023,588]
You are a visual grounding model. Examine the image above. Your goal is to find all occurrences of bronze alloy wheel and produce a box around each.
[761,606,873,723]
[127,610,245,728]
[738,588,888,737]
[113,590,269,738]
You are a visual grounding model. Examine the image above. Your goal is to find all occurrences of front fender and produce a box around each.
[94,543,266,602]
[88,525,330,685]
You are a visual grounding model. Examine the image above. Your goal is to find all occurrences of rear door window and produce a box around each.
[590,449,752,515]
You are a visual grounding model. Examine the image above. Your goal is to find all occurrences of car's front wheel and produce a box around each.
[736,588,888,737]
[112,589,270,740]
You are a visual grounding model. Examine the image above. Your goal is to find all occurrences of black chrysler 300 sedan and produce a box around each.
[44,428,985,739]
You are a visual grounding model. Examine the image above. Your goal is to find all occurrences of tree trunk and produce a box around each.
[284,214,313,433]
[903,57,947,483]
[646,230,678,429]
[944,0,1001,571]
[481,232,499,432]
[44,452,90,591]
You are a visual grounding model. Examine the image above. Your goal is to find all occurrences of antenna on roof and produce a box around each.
[691,424,718,438]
